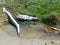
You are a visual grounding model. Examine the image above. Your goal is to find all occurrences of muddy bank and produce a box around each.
[0,22,60,45]
[0,23,60,39]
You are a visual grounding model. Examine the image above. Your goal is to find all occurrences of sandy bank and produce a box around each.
[0,24,60,45]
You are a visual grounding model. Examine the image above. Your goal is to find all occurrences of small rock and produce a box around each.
[45,43,47,45]
[51,41,54,44]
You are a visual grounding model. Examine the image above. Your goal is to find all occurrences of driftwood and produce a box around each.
[2,7,20,36]
[16,14,38,21]
[43,25,60,34]
[51,27,60,31]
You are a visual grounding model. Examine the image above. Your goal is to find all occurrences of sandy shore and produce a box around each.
[0,29,19,45]
[0,24,60,45]
[0,29,60,45]
[0,24,60,39]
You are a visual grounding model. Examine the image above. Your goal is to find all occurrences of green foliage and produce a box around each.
[18,0,60,20]
[0,0,60,20]
[41,15,57,26]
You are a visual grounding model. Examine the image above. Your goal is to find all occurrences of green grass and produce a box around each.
[0,0,60,20]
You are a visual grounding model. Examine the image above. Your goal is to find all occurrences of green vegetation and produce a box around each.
[41,15,57,26]
[0,0,60,25]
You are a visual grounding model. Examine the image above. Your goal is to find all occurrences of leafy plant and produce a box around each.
[41,15,57,26]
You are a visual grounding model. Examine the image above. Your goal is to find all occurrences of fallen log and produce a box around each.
[51,27,60,31]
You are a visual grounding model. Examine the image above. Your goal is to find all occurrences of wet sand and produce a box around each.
[0,24,60,39]
[0,24,60,45]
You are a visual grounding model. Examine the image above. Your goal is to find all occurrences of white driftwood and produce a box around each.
[16,14,38,20]
[51,27,60,31]
[2,7,20,35]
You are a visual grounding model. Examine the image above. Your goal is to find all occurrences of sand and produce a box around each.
[0,24,60,45]
[0,29,20,45]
